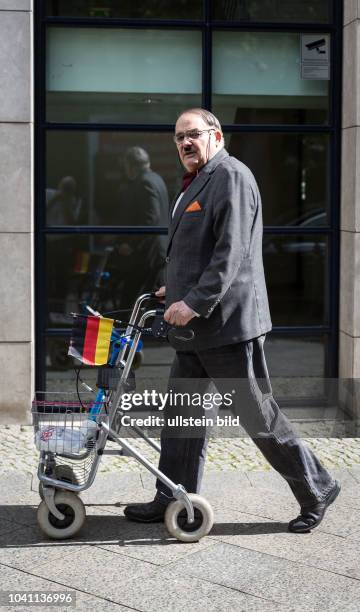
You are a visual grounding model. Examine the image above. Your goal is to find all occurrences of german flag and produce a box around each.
[68,315,114,366]
[73,250,90,274]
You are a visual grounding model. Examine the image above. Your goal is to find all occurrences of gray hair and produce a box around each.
[177,108,222,132]
[124,146,150,170]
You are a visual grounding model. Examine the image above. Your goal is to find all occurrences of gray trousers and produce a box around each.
[155,337,335,508]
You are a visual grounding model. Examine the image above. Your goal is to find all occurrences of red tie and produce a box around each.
[181,172,197,192]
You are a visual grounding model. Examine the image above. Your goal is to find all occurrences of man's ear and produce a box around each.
[215,131,222,142]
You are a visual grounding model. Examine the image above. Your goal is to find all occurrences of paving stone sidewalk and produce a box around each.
[1,424,360,476]
[0,423,360,610]
[0,466,360,611]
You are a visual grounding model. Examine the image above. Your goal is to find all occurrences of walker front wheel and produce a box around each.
[39,465,79,500]
[165,494,214,543]
[37,491,85,539]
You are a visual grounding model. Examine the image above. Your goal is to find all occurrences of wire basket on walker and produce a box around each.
[32,293,214,542]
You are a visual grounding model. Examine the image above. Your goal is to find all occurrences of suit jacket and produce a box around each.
[165,148,272,350]
[118,169,169,278]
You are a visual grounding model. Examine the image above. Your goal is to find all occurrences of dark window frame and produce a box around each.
[34,0,342,398]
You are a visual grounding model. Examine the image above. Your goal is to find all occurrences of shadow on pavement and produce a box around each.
[0,504,288,548]
[210,521,288,535]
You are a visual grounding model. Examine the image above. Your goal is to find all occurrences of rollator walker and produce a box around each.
[32,293,214,543]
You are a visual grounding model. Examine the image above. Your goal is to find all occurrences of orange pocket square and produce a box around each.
[185,201,202,212]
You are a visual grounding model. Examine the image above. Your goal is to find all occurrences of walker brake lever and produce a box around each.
[151,314,170,338]
[151,315,194,342]
[168,327,195,342]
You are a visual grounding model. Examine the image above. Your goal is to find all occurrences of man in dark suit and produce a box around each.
[125,109,340,533]
[115,146,169,305]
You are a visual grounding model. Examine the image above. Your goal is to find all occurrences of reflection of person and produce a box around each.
[121,147,168,227]
[116,146,169,305]
[125,108,340,532]
[47,177,84,312]
[47,176,83,225]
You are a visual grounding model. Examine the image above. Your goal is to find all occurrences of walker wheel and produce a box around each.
[165,494,214,543]
[37,491,85,539]
[39,465,79,500]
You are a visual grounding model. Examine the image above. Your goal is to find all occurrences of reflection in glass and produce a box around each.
[263,234,328,326]
[213,0,331,23]
[46,0,203,19]
[225,132,329,226]
[46,336,175,391]
[46,28,202,123]
[46,230,329,336]
[213,32,329,125]
[46,234,167,328]
[46,336,88,376]
[46,176,84,225]
[265,336,325,377]
[119,147,169,226]
[264,335,327,400]
[45,331,327,401]
[46,131,181,225]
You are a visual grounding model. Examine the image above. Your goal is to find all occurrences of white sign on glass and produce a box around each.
[300,34,330,80]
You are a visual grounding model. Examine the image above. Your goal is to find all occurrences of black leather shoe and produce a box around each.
[123,500,167,523]
[288,481,341,533]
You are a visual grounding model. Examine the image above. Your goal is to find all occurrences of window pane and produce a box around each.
[266,336,326,377]
[213,32,329,125]
[46,234,166,328]
[265,335,328,401]
[46,233,329,330]
[224,132,329,225]
[264,234,328,326]
[213,1,331,23]
[46,0,203,19]
[46,336,174,391]
[45,334,328,401]
[46,131,183,226]
[46,28,202,123]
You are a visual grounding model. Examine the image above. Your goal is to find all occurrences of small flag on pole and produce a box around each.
[73,250,90,274]
[68,315,114,366]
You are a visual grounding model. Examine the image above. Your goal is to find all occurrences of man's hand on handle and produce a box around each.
[155,286,166,303]
[155,286,196,327]
[164,301,196,326]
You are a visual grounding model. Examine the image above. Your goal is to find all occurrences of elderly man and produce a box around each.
[124,108,340,533]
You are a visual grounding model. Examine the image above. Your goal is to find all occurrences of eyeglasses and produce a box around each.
[173,128,215,144]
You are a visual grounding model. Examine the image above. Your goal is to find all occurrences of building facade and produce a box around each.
[2,1,358,421]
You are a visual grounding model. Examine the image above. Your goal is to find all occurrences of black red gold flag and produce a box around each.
[68,315,114,366]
